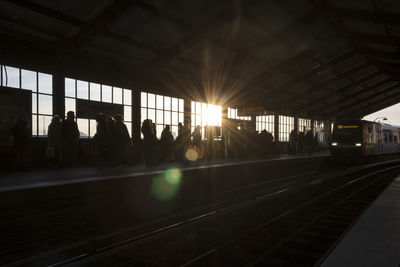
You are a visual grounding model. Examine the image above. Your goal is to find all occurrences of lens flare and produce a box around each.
[151,168,182,201]
[185,148,199,161]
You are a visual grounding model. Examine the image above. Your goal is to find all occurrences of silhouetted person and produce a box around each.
[12,116,31,171]
[47,115,62,167]
[192,126,202,148]
[114,114,132,166]
[141,119,156,166]
[266,131,274,155]
[298,131,305,155]
[178,122,183,136]
[289,129,298,155]
[62,111,79,167]
[94,113,110,168]
[160,125,174,161]
[305,130,314,156]
[174,123,190,161]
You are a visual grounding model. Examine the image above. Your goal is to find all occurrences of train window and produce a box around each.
[383,131,388,143]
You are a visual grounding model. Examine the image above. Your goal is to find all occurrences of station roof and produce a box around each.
[0,0,400,119]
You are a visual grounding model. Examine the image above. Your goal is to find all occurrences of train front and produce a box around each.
[330,120,364,158]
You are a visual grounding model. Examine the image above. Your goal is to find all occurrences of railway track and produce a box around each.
[26,160,398,267]
[3,160,399,266]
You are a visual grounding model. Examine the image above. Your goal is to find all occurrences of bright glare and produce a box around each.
[204,104,221,126]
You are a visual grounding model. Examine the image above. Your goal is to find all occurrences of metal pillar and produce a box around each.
[52,73,65,118]
[274,113,279,142]
[132,90,141,145]
[184,98,191,129]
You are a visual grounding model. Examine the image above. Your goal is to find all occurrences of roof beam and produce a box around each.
[338,90,400,118]
[319,4,400,26]
[1,0,85,27]
[323,78,395,113]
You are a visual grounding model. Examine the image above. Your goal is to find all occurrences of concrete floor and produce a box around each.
[322,175,400,267]
[0,151,330,192]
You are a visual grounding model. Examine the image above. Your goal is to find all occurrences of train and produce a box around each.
[330,119,400,158]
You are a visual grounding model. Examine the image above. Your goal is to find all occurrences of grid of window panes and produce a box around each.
[278,115,294,142]
[298,118,311,132]
[227,107,251,121]
[65,78,132,138]
[256,115,275,137]
[1,65,53,136]
[140,92,184,139]
[191,101,222,139]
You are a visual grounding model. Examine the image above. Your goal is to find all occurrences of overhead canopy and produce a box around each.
[0,0,399,119]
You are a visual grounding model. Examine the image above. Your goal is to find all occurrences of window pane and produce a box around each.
[141,92,147,107]
[141,107,147,120]
[65,78,75,97]
[125,122,132,137]
[21,69,36,91]
[38,115,52,136]
[172,111,178,125]
[171,125,178,139]
[191,101,195,113]
[179,112,184,124]
[65,97,76,114]
[179,99,184,112]
[156,109,163,124]
[164,96,171,110]
[90,82,101,101]
[38,94,52,115]
[148,93,155,108]
[89,119,96,138]
[32,93,37,114]
[32,115,37,135]
[124,106,132,122]
[164,110,171,124]
[77,119,89,138]
[172,98,178,111]
[123,89,131,105]
[156,95,163,109]
[2,66,19,88]
[113,87,123,104]
[148,108,155,122]
[196,102,201,114]
[102,85,112,103]
[77,80,88,99]
[156,124,163,139]
[38,73,52,94]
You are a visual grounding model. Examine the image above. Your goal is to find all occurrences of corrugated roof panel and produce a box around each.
[364,75,390,87]
[325,0,374,11]
[333,54,366,73]
[343,20,386,35]
[350,65,379,80]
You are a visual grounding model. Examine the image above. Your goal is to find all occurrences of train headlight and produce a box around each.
[355,143,362,147]
[331,142,338,146]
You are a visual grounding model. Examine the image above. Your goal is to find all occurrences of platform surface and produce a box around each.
[0,151,329,192]
[322,174,400,267]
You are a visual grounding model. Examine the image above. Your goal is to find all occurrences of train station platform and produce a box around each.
[322,174,400,267]
[0,151,330,192]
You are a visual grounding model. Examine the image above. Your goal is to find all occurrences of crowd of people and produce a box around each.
[289,129,318,156]
[9,111,322,171]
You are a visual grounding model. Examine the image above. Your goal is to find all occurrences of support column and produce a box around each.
[274,113,279,142]
[311,119,315,134]
[294,117,299,132]
[132,90,141,145]
[184,98,191,129]
[52,73,65,118]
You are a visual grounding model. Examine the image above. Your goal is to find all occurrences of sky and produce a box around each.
[362,102,400,126]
